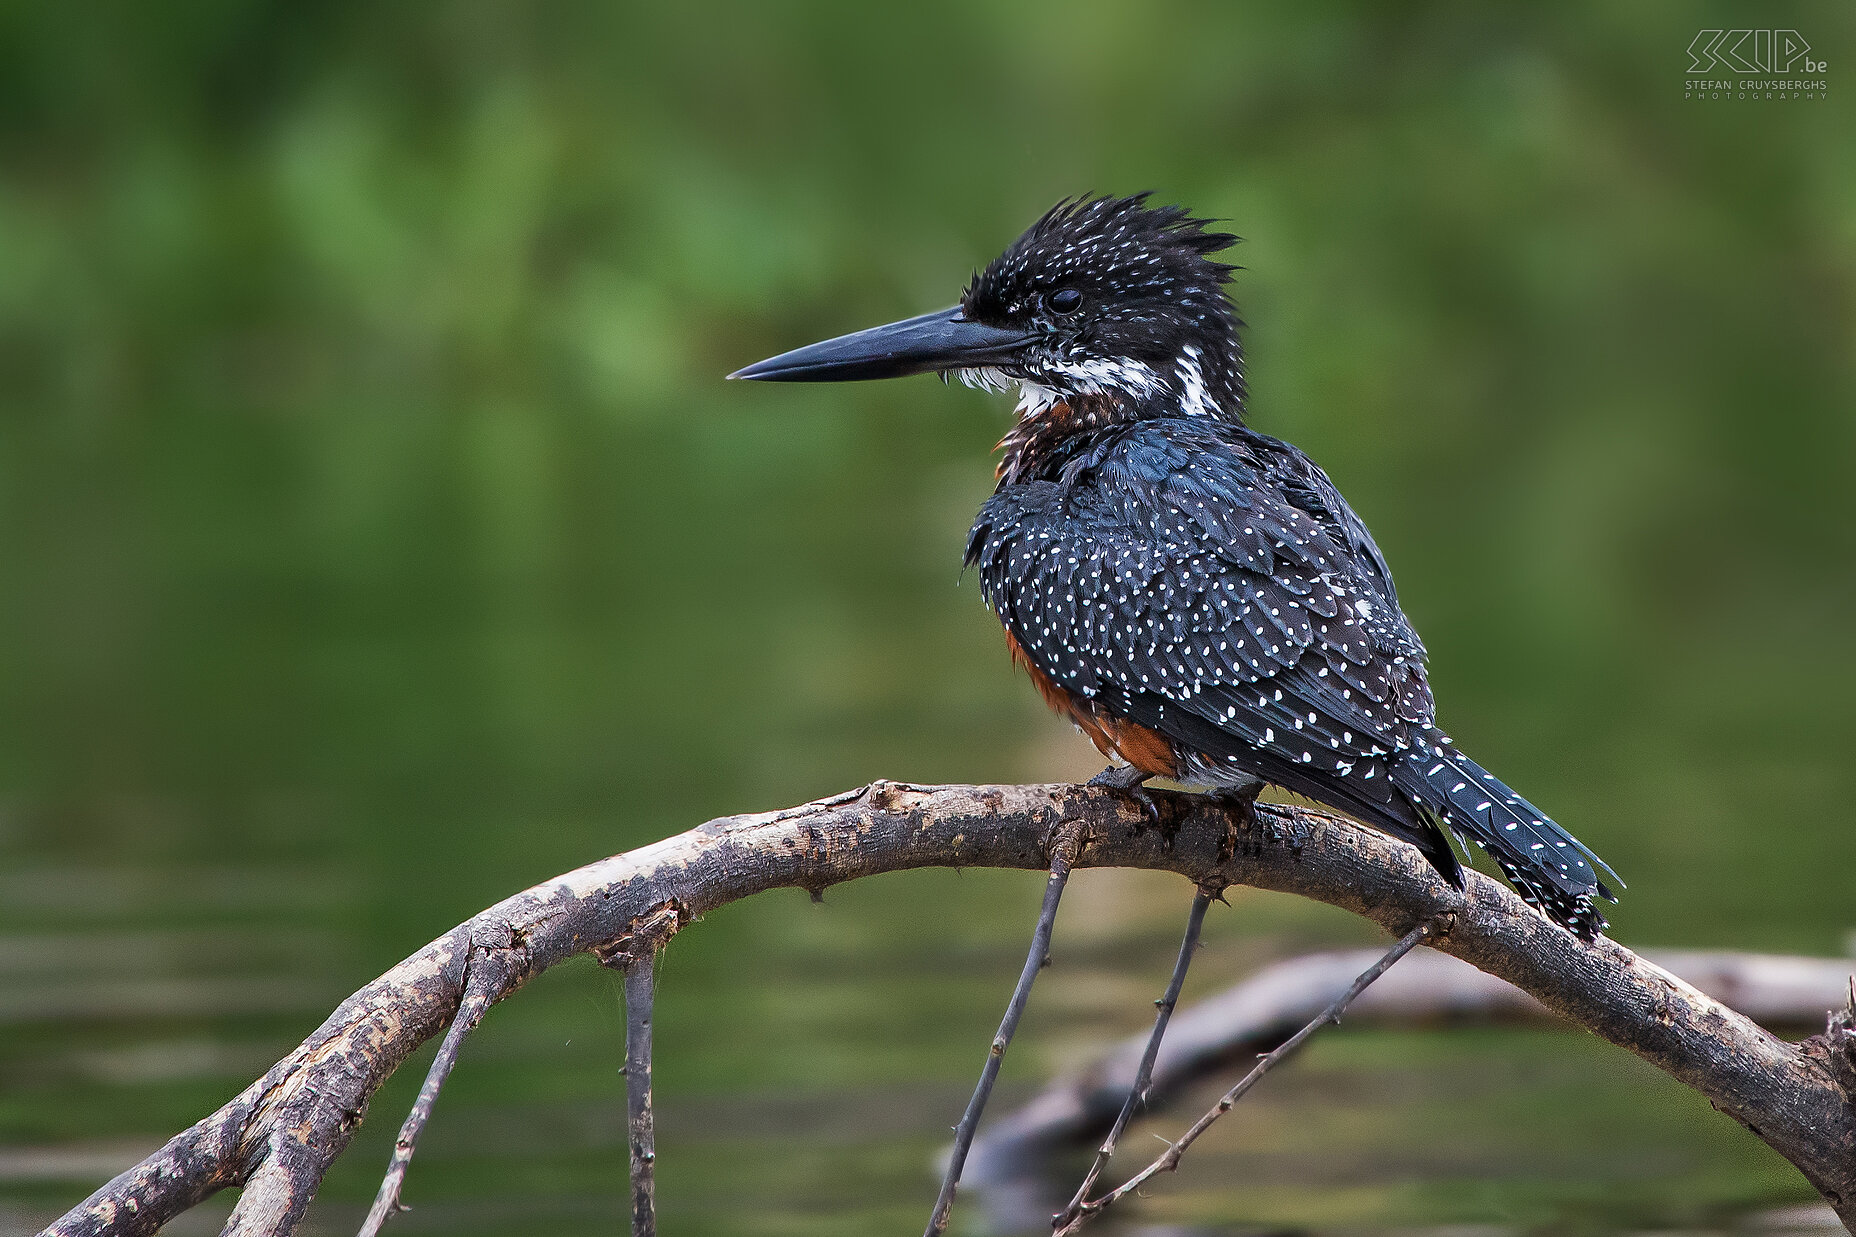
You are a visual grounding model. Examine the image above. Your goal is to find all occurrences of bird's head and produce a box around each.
[732,194,1245,423]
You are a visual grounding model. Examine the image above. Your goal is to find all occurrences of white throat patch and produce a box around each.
[961,354,1213,420]
[957,368,1061,418]
[1046,357,1162,399]
[955,366,1013,394]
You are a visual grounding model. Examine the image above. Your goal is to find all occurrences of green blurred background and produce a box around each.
[2,2,1853,1234]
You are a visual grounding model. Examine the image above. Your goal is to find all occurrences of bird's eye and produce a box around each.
[1045,288,1083,315]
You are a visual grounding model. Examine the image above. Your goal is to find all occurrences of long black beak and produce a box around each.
[728,306,1033,382]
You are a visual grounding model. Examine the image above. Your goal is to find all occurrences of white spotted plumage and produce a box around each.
[951,195,1617,937]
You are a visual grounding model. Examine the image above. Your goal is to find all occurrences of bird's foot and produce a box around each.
[1209,778,1267,864]
[1209,777,1263,820]
[1087,764,1162,826]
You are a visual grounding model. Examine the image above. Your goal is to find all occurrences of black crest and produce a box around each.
[961,194,1247,418]
[964,194,1237,313]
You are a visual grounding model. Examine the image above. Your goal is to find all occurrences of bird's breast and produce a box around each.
[1000,628,1180,778]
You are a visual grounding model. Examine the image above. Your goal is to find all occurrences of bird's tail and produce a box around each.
[1396,744,1619,939]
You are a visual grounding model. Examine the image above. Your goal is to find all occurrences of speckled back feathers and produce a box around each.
[957,196,1618,936]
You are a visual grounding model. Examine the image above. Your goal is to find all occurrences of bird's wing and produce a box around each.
[1246,431,1422,656]
[966,421,1616,931]
[965,422,1437,809]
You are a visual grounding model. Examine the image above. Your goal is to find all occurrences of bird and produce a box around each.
[732,193,1618,939]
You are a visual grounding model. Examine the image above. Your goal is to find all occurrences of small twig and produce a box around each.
[356,965,497,1237]
[1055,918,1438,1236]
[1056,887,1214,1228]
[624,952,658,1237]
[596,905,680,1237]
[923,823,1086,1237]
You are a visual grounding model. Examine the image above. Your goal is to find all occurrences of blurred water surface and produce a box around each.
[2,3,1854,1234]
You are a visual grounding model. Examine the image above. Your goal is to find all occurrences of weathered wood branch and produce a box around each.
[1054,918,1443,1235]
[38,782,1856,1237]
[1060,886,1214,1219]
[607,904,678,1237]
[971,945,1856,1234]
[926,821,1085,1237]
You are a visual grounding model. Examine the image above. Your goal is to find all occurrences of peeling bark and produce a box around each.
[37,782,1856,1236]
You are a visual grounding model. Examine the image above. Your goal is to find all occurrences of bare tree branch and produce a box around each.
[969,945,1856,1234]
[599,903,679,1237]
[622,956,657,1237]
[36,782,1856,1237]
[925,821,1085,1237]
[1055,918,1439,1235]
[979,946,1856,1171]
[1059,886,1214,1222]
[355,964,495,1237]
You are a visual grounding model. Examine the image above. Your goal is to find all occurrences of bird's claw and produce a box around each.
[1087,765,1161,825]
[1209,778,1263,825]
[1209,779,1266,863]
